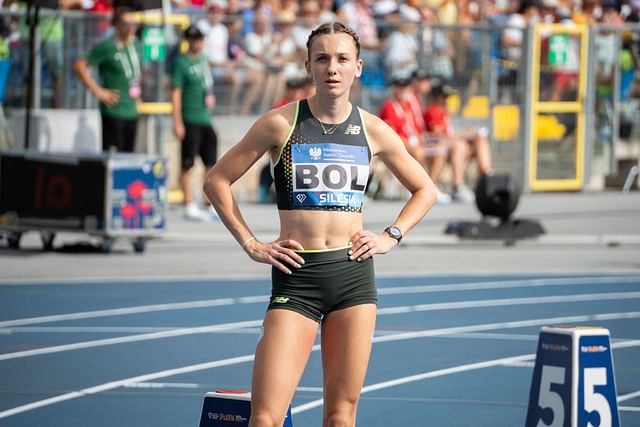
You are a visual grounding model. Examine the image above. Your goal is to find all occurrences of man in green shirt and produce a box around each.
[73,7,141,152]
[171,24,218,221]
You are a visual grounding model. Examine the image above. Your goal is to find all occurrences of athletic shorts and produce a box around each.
[101,114,138,153]
[268,247,377,323]
[181,122,218,170]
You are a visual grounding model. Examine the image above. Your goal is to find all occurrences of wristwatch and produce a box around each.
[384,226,403,244]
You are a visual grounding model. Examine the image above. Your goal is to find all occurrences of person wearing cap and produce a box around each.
[374,74,428,199]
[379,74,427,166]
[73,7,142,153]
[170,24,219,221]
[424,81,493,203]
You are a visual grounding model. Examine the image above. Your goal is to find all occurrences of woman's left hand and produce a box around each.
[349,230,398,262]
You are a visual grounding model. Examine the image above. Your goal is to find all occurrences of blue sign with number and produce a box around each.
[526,330,573,427]
[578,334,619,427]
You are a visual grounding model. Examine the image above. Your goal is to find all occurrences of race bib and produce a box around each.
[292,143,369,209]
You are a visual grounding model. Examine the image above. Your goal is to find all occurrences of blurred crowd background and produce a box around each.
[0,0,638,195]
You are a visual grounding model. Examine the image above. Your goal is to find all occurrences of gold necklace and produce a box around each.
[317,119,339,135]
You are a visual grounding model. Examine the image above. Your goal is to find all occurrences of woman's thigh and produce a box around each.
[321,304,377,408]
[251,309,319,417]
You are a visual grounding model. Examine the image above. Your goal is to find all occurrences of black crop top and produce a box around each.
[271,99,372,212]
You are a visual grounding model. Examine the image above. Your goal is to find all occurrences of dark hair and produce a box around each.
[306,22,360,60]
[184,24,204,40]
[112,7,133,26]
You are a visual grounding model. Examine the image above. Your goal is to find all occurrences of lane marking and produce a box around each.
[618,390,640,402]
[292,339,640,415]
[123,382,200,389]
[2,293,640,361]
[377,276,640,296]
[0,297,267,328]
[0,320,262,362]
[376,291,640,315]
[0,327,263,335]
[619,406,640,412]
[2,275,639,328]
[1,312,639,420]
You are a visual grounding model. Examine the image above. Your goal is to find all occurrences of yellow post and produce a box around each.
[528,24,589,191]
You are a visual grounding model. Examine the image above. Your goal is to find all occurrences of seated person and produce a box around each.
[424,81,494,203]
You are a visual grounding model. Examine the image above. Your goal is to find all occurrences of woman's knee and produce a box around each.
[324,411,355,427]
[249,411,283,427]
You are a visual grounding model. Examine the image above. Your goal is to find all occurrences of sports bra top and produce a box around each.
[272,99,372,212]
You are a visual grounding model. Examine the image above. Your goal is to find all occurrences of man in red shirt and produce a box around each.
[379,75,427,166]
[424,82,493,202]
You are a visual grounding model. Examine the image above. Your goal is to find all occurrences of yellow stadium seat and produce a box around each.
[462,95,490,119]
[536,115,566,140]
[492,104,520,141]
[446,94,461,115]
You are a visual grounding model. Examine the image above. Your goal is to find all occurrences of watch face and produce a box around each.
[387,226,402,240]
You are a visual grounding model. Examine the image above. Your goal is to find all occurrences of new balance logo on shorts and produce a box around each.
[271,296,290,304]
[344,124,361,135]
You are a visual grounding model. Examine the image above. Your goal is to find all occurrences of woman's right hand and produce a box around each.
[97,87,119,107]
[173,121,185,141]
[243,238,306,274]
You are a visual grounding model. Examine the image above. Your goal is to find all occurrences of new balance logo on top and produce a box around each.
[344,124,361,135]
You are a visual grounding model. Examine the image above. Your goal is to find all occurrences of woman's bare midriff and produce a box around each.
[277,210,363,250]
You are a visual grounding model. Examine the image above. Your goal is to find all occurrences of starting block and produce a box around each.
[199,390,293,426]
[525,326,620,427]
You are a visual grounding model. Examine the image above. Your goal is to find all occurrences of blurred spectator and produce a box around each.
[240,0,274,36]
[379,74,427,166]
[572,0,598,24]
[427,0,458,25]
[419,5,454,80]
[424,81,493,203]
[197,1,242,113]
[291,0,322,55]
[500,0,540,103]
[338,0,381,95]
[242,10,273,113]
[383,18,419,80]
[408,69,455,203]
[170,25,219,221]
[318,0,336,22]
[259,10,300,110]
[455,0,483,97]
[279,0,299,15]
[73,7,141,152]
[19,0,82,107]
[272,73,314,108]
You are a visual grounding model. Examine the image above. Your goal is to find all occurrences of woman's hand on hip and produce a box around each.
[349,230,397,262]
[243,238,306,274]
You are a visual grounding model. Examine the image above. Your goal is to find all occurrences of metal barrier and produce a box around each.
[0,10,638,194]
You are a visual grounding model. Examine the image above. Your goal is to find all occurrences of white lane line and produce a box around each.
[1,312,639,420]
[0,354,255,420]
[0,327,178,334]
[377,276,640,296]
[292,339,640,415]
[123,382,201,389]
[0,320,262,362]
[0,327,263,335]
[618,390,640,402]
[121,382,324,393]
[2,274,639,287]
[376,291,640,315]
[0,297,267,328]
[2,293,640,362]
[619,406,640,412]
[2,275,639,328]
[292,354,537,415]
